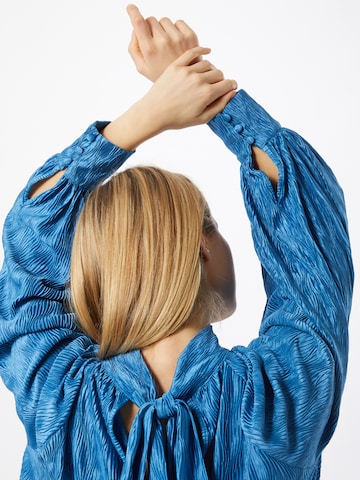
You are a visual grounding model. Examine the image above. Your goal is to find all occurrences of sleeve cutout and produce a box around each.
[28,169,66,199]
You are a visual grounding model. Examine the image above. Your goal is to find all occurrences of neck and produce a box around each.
[141,321,207,395]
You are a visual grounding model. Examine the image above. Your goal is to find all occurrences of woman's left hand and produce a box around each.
[127,4,200,82]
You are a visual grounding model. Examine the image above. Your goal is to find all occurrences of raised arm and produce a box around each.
[208,90,353,466]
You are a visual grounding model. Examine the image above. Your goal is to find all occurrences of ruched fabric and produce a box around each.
[104,327,231,479]
[0,91,353,479]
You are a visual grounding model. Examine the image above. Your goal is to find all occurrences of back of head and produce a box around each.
[70,166,216,358]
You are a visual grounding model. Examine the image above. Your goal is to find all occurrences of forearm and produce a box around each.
[102,99,164,151]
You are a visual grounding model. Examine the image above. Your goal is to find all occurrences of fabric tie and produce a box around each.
[120,392,209,479]
[154,391,177,419]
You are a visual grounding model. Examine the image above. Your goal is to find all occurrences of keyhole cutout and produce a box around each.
[119,401,140,435]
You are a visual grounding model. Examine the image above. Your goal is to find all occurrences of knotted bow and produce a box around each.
[120,391,209,479]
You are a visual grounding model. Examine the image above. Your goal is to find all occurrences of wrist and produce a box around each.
[102,98,165,151]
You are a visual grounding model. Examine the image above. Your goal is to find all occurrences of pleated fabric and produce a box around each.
[0,91,353,479]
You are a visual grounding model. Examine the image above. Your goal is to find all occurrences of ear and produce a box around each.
[200,236,211,262]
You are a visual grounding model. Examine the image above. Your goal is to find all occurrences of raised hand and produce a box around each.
[142,47,237,130]
[102,47,237,150]
[127,4,199,81]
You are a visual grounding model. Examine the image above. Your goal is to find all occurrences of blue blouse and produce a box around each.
[0,91,353,479]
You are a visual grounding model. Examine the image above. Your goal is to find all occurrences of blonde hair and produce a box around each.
[70,166,218,359]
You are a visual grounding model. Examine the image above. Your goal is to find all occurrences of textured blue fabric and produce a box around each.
[0,91,353,479]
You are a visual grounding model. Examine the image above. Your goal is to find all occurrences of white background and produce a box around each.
[0,0,359,478]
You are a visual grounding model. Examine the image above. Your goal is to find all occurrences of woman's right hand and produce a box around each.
[102,47,237,150]
[141,47,237,130]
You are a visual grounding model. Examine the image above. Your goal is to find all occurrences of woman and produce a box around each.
[0,5,353,479]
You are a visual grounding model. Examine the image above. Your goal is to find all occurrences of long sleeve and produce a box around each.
[208,91,353,467]
[0,93,354,479]
[0,122,133,444]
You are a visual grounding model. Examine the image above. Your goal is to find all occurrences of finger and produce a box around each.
[174,47,211,66]
[126,4,145,25]
[200,68,225,84]
[146,16,164,37]
[174,19,198,42]
[159,17,181,37]
[127,4,152,40]
[200,89,238,123]
[128,30,143,62]
[206,79,238,106]
[189,59,215,73]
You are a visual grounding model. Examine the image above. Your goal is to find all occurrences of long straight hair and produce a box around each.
[70,166,217,358]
